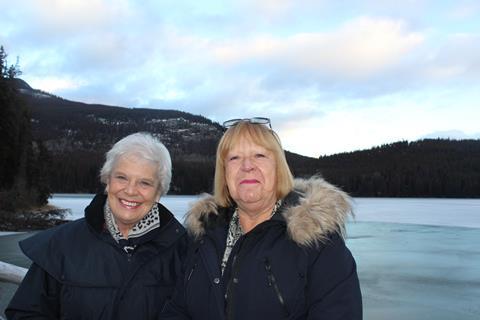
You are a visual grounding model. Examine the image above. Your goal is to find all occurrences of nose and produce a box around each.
[125,180,138,195]
[241,157,254,171]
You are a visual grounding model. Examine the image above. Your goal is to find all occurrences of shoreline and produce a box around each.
[0,205,70,232]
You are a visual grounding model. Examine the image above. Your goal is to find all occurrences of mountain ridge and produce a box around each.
[15,79,480,197]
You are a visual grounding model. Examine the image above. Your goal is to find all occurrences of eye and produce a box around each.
[228,155,240,161]
[139,180,154,188]
[114,174,127,181]
[255,153,266,158]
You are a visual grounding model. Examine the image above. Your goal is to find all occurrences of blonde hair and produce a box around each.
[214,121,294,207]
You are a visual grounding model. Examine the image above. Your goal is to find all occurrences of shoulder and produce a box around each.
[184,194,230,239]
[156,202,187,244]
[281,176,353,247]
[20,219,89,256]
[303,231,358,292]
[19,219,92,279]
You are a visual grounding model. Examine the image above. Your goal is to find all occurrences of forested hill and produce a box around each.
[14,79,480,197]
[15,79,224,194]
[313,140,480,198]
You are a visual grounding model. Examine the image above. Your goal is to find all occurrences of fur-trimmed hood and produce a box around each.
[185,177,353,247]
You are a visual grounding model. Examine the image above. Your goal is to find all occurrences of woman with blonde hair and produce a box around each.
[162,118,362,319]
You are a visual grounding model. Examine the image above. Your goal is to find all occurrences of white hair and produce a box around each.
[100,132,172,196]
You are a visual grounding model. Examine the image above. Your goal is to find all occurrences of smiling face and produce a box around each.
[106,155,160,236]
[225,136,277,214]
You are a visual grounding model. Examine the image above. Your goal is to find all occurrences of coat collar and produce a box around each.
[185,176,353,247]
[85,193,186,247]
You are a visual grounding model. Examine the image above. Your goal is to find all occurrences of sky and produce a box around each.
[1,0,479,157]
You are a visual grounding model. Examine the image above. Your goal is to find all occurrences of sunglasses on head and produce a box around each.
[222,117,272,129]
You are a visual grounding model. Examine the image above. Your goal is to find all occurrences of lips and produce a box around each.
[120,199,141,208]
[240,179,259,184]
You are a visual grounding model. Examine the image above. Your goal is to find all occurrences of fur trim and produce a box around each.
[283,177,352,246]
[184,177,353,246]
[184,193,218,239]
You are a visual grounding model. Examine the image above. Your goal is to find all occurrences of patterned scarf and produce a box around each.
[220,200,282,275]
[104,201,161,243]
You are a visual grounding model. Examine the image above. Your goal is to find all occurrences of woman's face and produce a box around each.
[106,155,160,235]
[225,136,277,212]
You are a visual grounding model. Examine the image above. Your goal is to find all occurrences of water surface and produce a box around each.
[1,195,479,319]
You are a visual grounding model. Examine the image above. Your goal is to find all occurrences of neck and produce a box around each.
[237,201,277,233]
[118,224,132,239]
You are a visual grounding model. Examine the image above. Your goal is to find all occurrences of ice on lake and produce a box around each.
[347,222,480,319]
[1,195,479,319]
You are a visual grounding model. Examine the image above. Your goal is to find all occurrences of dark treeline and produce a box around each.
[43,150,216,196]
[315,140,480,198]
[0,46,51,214]
[41,136,480,198]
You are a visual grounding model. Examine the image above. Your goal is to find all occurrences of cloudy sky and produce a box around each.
[1,0,479,157]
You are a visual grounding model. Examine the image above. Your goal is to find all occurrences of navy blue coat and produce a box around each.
[162,178,362,320]
[6,194,187,320]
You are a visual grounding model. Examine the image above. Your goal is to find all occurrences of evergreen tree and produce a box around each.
[7,56,22,79]
[0,46,7,76]
[0,45,51,213]
[0,54,21,189]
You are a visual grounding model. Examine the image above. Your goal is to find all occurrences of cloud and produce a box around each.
[0,5,430,108]
[27,76,85,92]
[204,15,426,103]
[2,0,151,71]
[16,0,133,37]
[449,2,480,20]
[285,17,423,78]
[423,33,480,81]
[1,1,479,157]
[212,17,423,79]
[240,0,295,20]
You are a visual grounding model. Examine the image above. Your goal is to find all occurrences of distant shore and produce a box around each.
[0,205,70,232]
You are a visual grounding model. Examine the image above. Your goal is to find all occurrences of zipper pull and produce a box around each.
[123,245,136,254]
[187,263,197,281]
[264,258,273,286]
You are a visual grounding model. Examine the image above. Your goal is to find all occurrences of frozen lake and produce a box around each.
[1,195,479,319]
[48,194,480,229]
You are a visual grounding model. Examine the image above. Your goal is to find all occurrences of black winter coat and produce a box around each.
[161,177,362,320]
[6,194,187,320]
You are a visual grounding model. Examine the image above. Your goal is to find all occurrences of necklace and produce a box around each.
[270,199,282,218]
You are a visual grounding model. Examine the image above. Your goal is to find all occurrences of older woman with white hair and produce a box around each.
[6,132,187,320]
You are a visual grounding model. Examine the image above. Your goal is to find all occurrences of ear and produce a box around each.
[155,189,162,202]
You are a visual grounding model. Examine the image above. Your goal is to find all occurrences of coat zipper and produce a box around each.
[264,258,290,317]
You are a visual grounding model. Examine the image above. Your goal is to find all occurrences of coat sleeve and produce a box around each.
[5,263,61,320]
[306,233,363,320]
